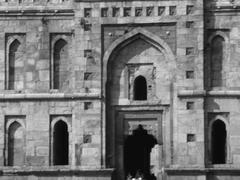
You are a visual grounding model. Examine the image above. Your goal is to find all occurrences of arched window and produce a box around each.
[134,76,147,100]
[211,36,224,87]
[211,120,226,164]
[53,120,69,165]
[8,121,25,166]
[53,39,68,89]
[8,39,21,90]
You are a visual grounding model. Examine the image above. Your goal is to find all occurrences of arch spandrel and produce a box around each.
[103,28,176,97]
[104,28,176,105]
[104,27,175,67]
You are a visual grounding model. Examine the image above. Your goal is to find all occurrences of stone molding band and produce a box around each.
[0,93,100,100]
[0,168,114,176]
[0,9,74,17]
[165,167,240,175]
[1,90,240,100]
[178,90,240,97]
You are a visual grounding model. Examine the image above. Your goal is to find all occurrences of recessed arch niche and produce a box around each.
[104,28,175,180]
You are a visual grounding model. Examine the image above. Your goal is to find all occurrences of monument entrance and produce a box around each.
[124,124,157,179]
[115,110,163,180]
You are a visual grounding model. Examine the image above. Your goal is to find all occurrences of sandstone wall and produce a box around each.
[0,0,207,179]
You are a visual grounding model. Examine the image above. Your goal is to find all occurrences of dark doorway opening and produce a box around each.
[134,76,147,100]
[53,120,69,165]
[124,125,157,179]
[211,120,226,164]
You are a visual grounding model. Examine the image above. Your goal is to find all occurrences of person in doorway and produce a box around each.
[124,124,157,179]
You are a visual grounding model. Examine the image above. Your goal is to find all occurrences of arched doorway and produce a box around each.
[104,28,175,180]
[124,125,157,179]
[211,120,226,164]
[53,120,69,165]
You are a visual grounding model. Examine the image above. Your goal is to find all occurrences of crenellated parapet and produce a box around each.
[0,0,71,5]
[0,0,72,12]
[0,0,73,17]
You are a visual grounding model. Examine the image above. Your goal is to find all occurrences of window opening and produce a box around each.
[53,120,69,165]
[134,76,147,100]
[211,120,226,164]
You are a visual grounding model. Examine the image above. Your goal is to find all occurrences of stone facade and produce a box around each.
[0,0,237,180]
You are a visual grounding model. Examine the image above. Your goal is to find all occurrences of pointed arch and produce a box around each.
[102,27,176,94]
[104,28,176,173]
[103,27,176,94]
[134,75,147,100]
[7,121,25,166]
[50,116,71,131]
[104,27,175,64]
[52,38,68,89]
[9,39,21,52]
[208,31,228,44]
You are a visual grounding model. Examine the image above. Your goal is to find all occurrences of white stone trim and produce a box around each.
[178,90,240,97]
[208,31,229,44]
[0,93,100,100]
[50,116,72,132]
[6,118,25,130]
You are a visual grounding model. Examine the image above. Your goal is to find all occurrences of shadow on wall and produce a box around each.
[204,0,218,90]
[206,98,220,111]
[207,175,223,180]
